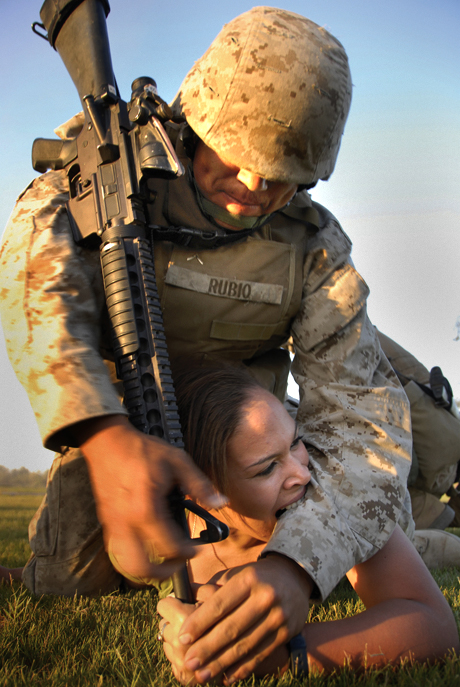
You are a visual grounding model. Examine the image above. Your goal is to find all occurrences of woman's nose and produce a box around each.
[284,455,311,490]
[236,168,268,192]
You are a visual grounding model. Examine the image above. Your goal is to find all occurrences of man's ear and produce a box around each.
[180,125,199,160]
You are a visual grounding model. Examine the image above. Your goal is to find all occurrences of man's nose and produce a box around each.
[236,169,268,192]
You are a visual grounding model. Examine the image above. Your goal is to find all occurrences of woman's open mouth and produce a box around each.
[275,485,309,519]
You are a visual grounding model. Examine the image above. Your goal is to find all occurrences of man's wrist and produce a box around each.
[262,552,315,600]
[71,414,129,447]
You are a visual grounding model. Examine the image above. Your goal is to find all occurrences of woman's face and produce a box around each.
[223,388,311,538]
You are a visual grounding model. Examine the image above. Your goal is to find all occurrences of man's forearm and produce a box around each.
[72,414,132,448]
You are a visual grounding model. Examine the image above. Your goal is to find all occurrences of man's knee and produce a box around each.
[23,531,122,596]
[24,447,122,596]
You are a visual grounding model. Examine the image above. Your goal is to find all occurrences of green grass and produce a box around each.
[1,491,460,686]
[0,491,43,569]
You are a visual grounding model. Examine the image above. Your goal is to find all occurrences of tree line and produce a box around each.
[0,464,48,489]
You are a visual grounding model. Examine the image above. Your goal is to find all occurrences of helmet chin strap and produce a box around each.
[189,167,273,231]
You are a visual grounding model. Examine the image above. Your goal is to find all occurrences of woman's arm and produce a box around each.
[0,565,23,583]
[158,526,459,683]
[303,525,459,673]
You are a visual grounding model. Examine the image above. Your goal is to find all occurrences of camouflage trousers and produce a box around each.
[23,448,121,596]
[377,330,460,496]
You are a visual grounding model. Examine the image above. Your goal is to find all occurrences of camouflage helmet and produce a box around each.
[172,6,352,185]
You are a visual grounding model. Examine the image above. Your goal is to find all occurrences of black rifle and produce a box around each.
[32,0,228,603]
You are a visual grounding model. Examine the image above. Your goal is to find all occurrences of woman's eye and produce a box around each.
[291,434,305,450]
[257,462,276,477]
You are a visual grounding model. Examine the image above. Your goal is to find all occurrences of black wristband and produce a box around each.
[288,632,308,677]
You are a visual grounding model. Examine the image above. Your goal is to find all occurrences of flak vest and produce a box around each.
[147,165,320,398]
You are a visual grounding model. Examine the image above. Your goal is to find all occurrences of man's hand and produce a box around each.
[76,414,227,581]
[178,554,313,683]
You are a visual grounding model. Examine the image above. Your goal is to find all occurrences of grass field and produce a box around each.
[1,490,460,686]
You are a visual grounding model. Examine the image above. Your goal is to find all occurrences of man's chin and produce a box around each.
[226,202,262,216]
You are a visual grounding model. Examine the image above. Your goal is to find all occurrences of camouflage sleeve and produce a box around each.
[263,216,412,601]
[0,170,126,452]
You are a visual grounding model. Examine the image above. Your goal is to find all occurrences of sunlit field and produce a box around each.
[1,489,460,686]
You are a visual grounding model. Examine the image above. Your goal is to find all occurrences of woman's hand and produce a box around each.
[157,597,198,685]
[158,585,224,685]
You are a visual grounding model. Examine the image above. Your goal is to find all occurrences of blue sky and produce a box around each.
[0,0,459,471]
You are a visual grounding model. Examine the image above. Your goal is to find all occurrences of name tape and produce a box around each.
[165,265,283,305]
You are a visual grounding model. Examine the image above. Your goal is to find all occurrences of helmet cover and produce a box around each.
[172,6,352,185]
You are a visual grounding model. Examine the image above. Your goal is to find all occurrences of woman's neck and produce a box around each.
[187,512,268,586]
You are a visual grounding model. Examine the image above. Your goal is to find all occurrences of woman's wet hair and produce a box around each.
[173,364,262,494]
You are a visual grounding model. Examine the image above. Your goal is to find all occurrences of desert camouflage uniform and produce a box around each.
[377,330,460,495]
[0,124,412,598]
[0,7,413,599]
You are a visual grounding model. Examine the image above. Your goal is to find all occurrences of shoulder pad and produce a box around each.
[281,190,320,227]
[312,201,353,247]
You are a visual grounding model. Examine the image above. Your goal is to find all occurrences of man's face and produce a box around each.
[193,140,298,229]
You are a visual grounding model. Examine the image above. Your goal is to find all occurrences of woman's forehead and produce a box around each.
[228,389,295,464]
